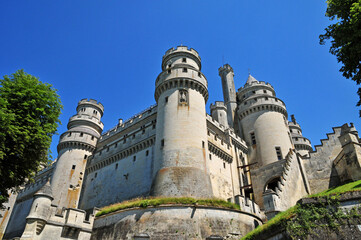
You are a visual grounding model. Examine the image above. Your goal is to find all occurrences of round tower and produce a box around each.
[51,99,104,209]
[288,115,312,157]
[237,75,293,166]
[152,46,213,198]
[210,101,228,128]
[219,64,237,128]
[22,181,53,236]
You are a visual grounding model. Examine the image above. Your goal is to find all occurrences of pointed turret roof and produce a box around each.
[34,179,53,199]
[246,74,258,85]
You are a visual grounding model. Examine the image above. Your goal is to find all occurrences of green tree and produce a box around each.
[320,0,361,115]
[0,70,62,207]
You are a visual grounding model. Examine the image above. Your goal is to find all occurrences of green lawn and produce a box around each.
[96,197,240,217]
[241,179,361,240]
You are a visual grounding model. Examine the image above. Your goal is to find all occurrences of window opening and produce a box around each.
[275,147,282,160]
[250,132,256,145]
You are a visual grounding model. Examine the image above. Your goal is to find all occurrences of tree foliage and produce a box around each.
[0,70,62,207]
[320,0,361,114]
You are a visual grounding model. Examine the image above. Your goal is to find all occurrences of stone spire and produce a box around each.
[246,74,258,85]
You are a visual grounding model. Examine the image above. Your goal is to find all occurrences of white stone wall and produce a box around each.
[79,147,154,211]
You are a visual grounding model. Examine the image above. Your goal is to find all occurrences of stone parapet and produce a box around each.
[77,98,104,115]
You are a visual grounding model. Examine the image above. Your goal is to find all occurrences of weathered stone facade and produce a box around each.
[1,46,361,239]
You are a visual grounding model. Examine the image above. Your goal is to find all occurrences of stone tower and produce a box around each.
[210,101,228,128]
[219,64,237,128]
[21,181,53,238]
[237,75,293,166]
[289,115,312,157]
[51,99,104,209]
[152,46,213,198]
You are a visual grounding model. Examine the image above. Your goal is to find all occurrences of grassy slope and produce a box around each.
[96,197,240,217]
[241,179,361,240]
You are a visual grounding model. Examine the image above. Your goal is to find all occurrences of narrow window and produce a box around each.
[68,132,72,137]
[223,162,226,169]
[182,57,186,63]
[161,139,165,147]
[209,154,212,160]
[295,137,299,141]
[91,136,94,140]
[250,132,256,145]
[198,72,201,77]
[72,165,76,170]
[80,133,83,137]
[133,134,135,139]
[84,155,88,159]
[153,124,156,129]
[165,96,168,103]
[263,90,267,94]
[265,97,268,100]
[115,143,117,148]
[168,64,171,68]
[95,172,98,178]
[252,91,255,94]
[133,156,136,162]
[202,141,205,148]
[168,69,171,74]
[275,147,282,160]
[183,68,187,72]
[142,129,145,134]
[146,150,149,156]
[123,138,126,143]
[115,163,118,169]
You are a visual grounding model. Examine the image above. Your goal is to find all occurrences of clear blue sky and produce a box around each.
[1,1,359,159]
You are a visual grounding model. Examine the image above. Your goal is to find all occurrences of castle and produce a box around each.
[1,46,361,240]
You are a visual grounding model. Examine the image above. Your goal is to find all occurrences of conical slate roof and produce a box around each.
[34,179,53,199]
[246,74,258,85]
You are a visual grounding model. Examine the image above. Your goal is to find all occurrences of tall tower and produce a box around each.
[51,99,104,209]
[237,75,293,167]
[219,64,237,128]
[152,46,213,198]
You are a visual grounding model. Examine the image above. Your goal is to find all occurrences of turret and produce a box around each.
[152,46,213,198]
[210,101,228,128]
[219,64,237,128]
[237,75,292,166]
[288,115,312,157]
[22,181,53,237]
[51,99,104,209]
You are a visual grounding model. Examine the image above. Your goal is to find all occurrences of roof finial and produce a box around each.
[248,68,251,76]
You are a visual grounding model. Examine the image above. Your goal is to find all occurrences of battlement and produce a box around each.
[218,64,234,74]
[100,104,157,141]
[210,101,227,111]
[77,98,104,114]
[163,46,201,61]
[206,114,246,146]
[238,81,274,92]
